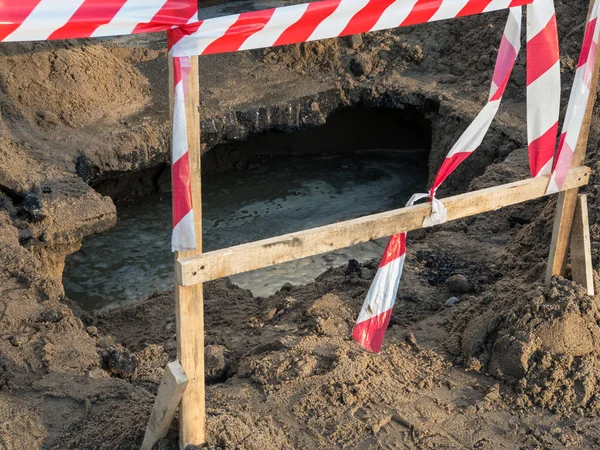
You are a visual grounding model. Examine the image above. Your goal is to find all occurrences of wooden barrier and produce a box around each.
[143,1,600,447]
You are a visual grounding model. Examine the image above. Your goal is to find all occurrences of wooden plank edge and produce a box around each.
[177,166,590,286]
[141,361,189,450]
[569,194,595,296]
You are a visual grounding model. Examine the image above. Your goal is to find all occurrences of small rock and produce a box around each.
[75,153,95,183]
[8,335,29,347]
[483,384,501,404]
[101,346,137,378]
[86,326,98,337]
[205,345,232,383]
[445,296,461,306]
[350,54,373,76]
[405,332,417,346]
[345,259,362,277]
[37,309,63,323]
[466,357,482,372]
[42,185,52,194]
[360,268,374,280]
[263,307,277,321]
[22,192,46,222]
[446,274,470,294]
[346,34,363,49]
[36,111,60,127]
[280,282,293,292]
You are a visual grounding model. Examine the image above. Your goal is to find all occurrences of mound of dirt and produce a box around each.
[0,41,151,129]
[454,276,600,415]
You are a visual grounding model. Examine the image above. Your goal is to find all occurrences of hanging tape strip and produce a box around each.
[353,6,524,353]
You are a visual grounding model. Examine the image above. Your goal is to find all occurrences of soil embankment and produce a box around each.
[3,2,600,448]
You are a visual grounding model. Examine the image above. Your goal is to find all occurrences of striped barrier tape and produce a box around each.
[168,0,536,56]
[547,0,600,194]
[354,6,523,353]
[171,55,197,252]
[0,0,197,42]
[526,0,561,178]
[429,6,523,196]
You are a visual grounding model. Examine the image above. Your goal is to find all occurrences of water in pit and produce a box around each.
[63,152,427,311]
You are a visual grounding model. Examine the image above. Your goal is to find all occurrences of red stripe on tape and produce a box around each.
[273,0,342,46]
[172,153,193,226]
[457,0,493,17]
[528,121,558,176]
[401,0,443,26]
[204,9,276,55]
[379,233,406,268]
[492,34,518,88]
[352,308,393,353]
[579,18,598,67]
[431,151,471,193]
[48,0,128,40]
[0,0,42,41]
[526,14,559,85]
[133,0,198,35]
[341,0,396,36]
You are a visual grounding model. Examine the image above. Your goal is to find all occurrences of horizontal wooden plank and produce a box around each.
[177,166,590,286]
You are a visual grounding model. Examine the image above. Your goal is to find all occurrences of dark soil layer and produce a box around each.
[3,2,600,449]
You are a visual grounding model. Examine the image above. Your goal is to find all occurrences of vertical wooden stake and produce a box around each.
[570,194,595,296]
[141,361,189,450]
[169,55,206,448]
[546,0,600,285]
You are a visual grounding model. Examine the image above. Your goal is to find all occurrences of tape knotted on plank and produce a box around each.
[406,193,448,228]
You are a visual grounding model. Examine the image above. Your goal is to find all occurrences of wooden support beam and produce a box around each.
[545,0,600,285]
[141,361,189,450]
[177,166,590,286]
[169,55,206,447]
[570,194,594,296]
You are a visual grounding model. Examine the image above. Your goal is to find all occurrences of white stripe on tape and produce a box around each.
[356,254,405,324]
[92,0,169,37]
[308,0,371,41]
[526,60,560,141]
[172,209,197,252]
[172,81,188,163]
[371,0,419,32]
[239,3,310,51]
[7,0,87,41]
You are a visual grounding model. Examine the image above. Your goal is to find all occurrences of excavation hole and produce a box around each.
[63,106,431,311]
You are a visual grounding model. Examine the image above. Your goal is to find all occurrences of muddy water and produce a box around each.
[64,152,427,311]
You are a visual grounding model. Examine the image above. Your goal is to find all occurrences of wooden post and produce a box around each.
[169,55,206,447]
[141,361,189,450]
[570,194,595,296]
[545,0,600,285]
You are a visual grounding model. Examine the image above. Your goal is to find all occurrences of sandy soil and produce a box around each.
[3,1,600,449]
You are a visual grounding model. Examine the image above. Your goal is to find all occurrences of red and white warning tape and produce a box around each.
[353,233,406,352]
[526,0,561,178]
[0,0,197,42]
[429,6,522,196]
[547,0,600,193]
[353,6,523,352]
[171,56,197,252]
[168,0,535,56]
